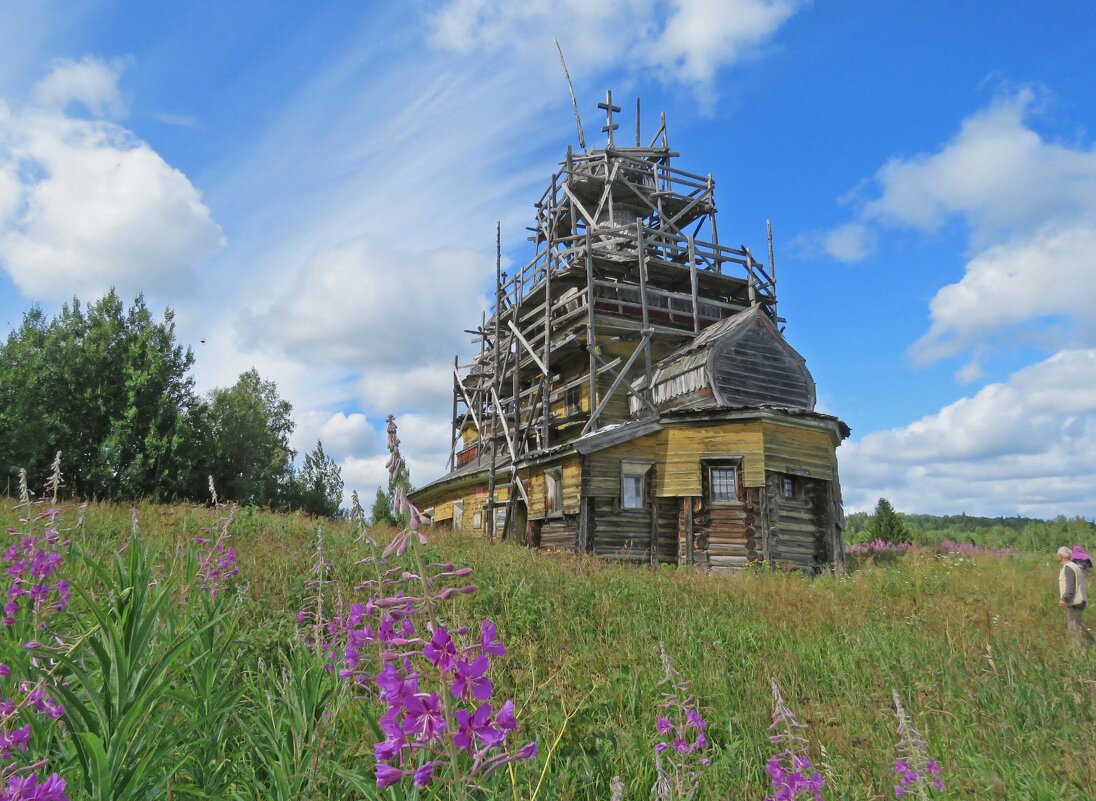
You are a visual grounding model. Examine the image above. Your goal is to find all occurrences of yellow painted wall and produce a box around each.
[586,419,837,498]
[588,422,765,497]
[761,421,836,481]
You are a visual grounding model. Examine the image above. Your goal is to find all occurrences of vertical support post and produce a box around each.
[486,223,502,539]
[542,172,555,451]
[635,97,641,147]
[449,354,459,469]
[585,228,598,433]
[684,497,694,567]
[688,236,699,334]
[745,247,758,307]
[648,471,659,570]
[707,174,719,271]
[636,219,652,394]
[766,218,778,320]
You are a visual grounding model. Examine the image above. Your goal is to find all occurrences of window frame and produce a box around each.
[452,499,465,530]
[703,459,742,506]
[781,476,796,499]
[620,461,653,510]
[565,385,582,415]
[545,468,564,519]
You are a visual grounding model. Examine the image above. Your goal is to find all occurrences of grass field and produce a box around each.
[3,498,1094,800]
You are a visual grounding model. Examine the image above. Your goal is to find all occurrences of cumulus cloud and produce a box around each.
[292,410,377,462]
[822,88,1096,370]
[841,350,1096,516]
[0,59,225,302]
[32,55,127,117]
[913,221,1096,363]
[861,90,1096,244]
[429,0,801,93]
[239,239,490,371]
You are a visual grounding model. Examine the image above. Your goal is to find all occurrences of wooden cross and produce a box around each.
[598,89,621,147]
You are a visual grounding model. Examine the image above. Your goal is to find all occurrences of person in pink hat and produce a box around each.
[1057,546,1093,646]
[1071,545,1093,572]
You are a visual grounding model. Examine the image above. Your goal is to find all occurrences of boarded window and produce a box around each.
[566,385,582,415]
[472,511,483,529]
[545,469,563,517]
[621,462,652,509]
[704,460,741,504]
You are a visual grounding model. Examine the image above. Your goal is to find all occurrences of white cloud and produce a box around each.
[358,361,457,417]
[822,89,1096,370]
[912,221,1096,363]
[32,55,127,117]
[861,90,1096,244]
[429,0,802,93]
[841,350,1096,516]
[293,410,377,462]
[821,222,874,262]
[0,62,225,302]
[239,239,490,370]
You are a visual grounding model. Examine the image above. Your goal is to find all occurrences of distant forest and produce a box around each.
[846,508,1095,552]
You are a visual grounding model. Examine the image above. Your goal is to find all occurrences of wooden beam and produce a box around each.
[688,236,700,334]
[636,219,653,392]
[448,354,459,470]
[508,320,549,376]
[684,497,694,567]
[490,387,518,462]
[452,364,482,435]
[581,330,655,435]
[585,229,598,433]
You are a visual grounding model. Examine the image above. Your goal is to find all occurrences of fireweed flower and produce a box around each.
[322,417,536,792]
[651,642,711,801]
[765,679,825,801]
[195,493,240,597]
[891,689,944,798]
[1,458,70,797]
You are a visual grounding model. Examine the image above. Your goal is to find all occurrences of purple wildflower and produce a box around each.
[451,655,493,702]
[891,689,945,797]
[652,643,711,801]
[764,679,825,801]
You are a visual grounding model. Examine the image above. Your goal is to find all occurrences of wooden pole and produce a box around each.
[637,219,653,393]
[449,354,459,469]
[585,228,598,433]
[688,236,699,334]
[767,218,778,321]
[486,223,502,539]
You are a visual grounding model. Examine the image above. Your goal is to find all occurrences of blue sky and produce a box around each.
[2,0,1095,517]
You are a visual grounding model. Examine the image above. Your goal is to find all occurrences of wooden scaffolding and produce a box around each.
[446,93,779,540]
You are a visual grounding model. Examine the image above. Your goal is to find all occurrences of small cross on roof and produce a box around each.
[597,89,621,146]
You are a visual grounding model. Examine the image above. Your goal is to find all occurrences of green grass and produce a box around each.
[5,499,1094,800]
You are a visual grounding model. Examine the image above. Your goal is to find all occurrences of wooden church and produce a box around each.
[409,93,850,573]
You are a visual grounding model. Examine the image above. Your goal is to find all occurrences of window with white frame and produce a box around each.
[472,511,483,529]
[452,500,464,530]
[621,462,651,509]
[545,468,563,517]
[705,461,740,504]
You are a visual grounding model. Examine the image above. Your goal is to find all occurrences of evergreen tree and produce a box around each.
[867,497,909,544]
[371,486,396,526]
[294,440,344,518]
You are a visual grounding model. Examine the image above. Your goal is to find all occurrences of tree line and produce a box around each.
[848,497,1096,552]
[0,292,344,517]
